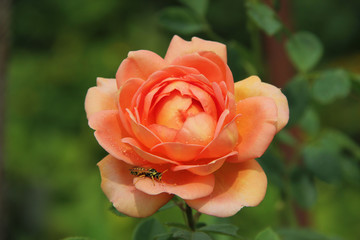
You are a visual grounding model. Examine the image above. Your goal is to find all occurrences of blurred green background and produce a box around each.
[3,0,360,239]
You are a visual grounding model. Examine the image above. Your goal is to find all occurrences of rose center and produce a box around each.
[153,91,203,130]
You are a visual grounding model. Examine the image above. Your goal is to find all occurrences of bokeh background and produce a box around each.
[2,0,360,239]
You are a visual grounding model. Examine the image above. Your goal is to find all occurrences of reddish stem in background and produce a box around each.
[263,0,310,227]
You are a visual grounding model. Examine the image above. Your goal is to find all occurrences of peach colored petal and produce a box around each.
[175,112,216,146]
[85,78,117,118]
[148,124,178,142]
[116,50,167,87]
[172,151,237,176]
[165,35,227,64]
[98,155,172,217]
[186,160,267,217]
[154,92,193,130]
[133,168,215,200]
[231,97,277,163]
[126,109,162,149]
[89,110,147,166]
[189,84,217,120]
[198,51,234,93]
[118,78,144,134]
[197,116,240,159]
[151,142,204,162]
[122,137,179,165]
[172,53,224,87]
[212,82,225,111]
[234,76,289,131]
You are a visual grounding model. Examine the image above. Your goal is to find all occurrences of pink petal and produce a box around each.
[231,97,277,163]
[98,155,173,217]
[89,110,147,166]
[186,160,267,217]
[122,137,179,165]
[133,168,215,200]
[189,84,218,120]
[165,35,227,64]
[234,76,289,131]
[175,113,216,146]
[116,50,166,87]
[151,142,204,162]
[172,151,237,176]
[85,78,117,118]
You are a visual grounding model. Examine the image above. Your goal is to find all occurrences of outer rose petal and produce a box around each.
[85,78,117,118]
[232,97,277,163]
[89,110,147,166]
[234,76,289,131]
[165,35,227,64]
[133,169,215,200]
[186,160,267,217]
[98,155,172,217]
[116,50,167,87]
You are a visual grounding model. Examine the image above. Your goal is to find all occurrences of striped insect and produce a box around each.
[129,167,167,185]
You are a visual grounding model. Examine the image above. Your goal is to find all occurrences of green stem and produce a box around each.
[185,204,196,231]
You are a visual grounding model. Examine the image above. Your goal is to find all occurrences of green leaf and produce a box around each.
[302,133,342,183]
[165,222,189,230]
[323,129,360,160]
[286,32,323,72]
[312,69,351,104]
[198,223,238,237]
[258,149,286,190]
[282,75,310,126]
[246,1,282,36]
[159,7,204,35]
[255,227,281,240]
[109,205,128,217]
[299,108,320,136]
[133,218,166,240]
[341,156,360,185]
[290,168,317,208]
[179,0,209,18]
[278,228,337,240]
[172,230,212,240]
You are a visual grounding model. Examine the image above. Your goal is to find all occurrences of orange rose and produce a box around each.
[85,36,289,217]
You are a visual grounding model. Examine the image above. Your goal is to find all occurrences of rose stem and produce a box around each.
[185,204,196,231]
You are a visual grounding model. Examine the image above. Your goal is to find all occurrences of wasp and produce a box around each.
[129,167,167,184]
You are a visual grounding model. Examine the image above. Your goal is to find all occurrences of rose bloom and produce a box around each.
[85,36,289,218]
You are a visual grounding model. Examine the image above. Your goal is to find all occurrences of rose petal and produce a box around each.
[197,115,240,159]
[133,169,215,200]
[98,155,172,217]
[127,109,162,149]
[172,53,224,87]
[234,76,289,131]
[172,151,237,176]
[165,35,227,64]
[122,137,179,165]
[231,97,277,162]
[118,78,144,134]
[116,50,166,87]
[89,110,147,166]
[175,112,216,146]
[148,124,178,142]
[151,142,204,162]
[85,78,117,118]
[186,160,267,217]
[198,51,234,93]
